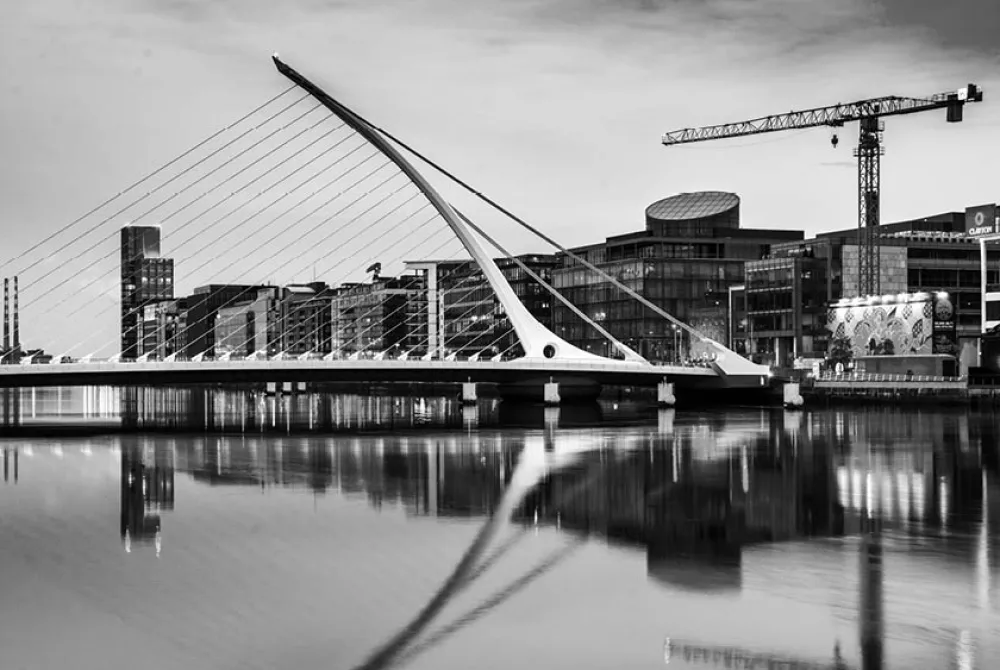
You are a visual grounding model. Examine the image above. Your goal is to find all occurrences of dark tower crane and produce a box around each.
[662,84,984,297]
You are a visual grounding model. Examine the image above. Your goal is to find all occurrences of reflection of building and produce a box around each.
[3,447,18,484]
[551,192,802,361]
[119,446,174,547]
[120,225,174,360]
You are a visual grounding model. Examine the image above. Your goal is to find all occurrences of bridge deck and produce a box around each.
[0,359,727,389]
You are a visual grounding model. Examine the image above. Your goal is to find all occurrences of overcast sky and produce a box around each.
[1,0,998,354]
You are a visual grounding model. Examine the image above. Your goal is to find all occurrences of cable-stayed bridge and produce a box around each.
[0,56,776,402]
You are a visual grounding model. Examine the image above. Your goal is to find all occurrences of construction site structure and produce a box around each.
[662,84,984,297]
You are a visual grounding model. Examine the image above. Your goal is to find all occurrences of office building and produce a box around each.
[120,225,173,360]
[404,260,494,358]
[494,254,559,357]
[182,284,272,359]
[214,288,280,358]
[404,255,559,359]
[279,283,336,356]
[330,276,426,358]
[145,298,188,360]
[551,192,802,361]
[737,204,999,368]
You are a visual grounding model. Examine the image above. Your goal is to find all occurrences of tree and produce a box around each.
[829,335,853,368]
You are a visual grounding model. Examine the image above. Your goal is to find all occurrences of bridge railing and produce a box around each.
[0,357,717,376]
[816,372,966,384]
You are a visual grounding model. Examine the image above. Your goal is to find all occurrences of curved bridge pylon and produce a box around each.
[272,55,770,382]
[272,55,641,367]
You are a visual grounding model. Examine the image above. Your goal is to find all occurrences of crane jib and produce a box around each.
[659,83,983,299]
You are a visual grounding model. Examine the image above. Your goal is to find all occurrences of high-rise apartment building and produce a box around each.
[120,225,173,360]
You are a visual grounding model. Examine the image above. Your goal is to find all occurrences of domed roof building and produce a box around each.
[551,191,802,362]
[645,191,741,235]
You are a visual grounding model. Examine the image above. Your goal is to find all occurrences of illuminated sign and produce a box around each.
[965,204,998,237]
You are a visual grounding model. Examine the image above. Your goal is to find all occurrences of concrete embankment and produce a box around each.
[803,376,977,406]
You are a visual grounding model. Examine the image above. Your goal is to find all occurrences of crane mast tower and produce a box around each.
[662,84,983,297]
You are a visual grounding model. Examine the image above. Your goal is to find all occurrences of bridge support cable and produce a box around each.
[54,154,392,362]
[24,100,328,298]
[132,162,454,361]
[230,207,449,358]
[260,213,506,361]
[11,92,312,289]
[119,173,421,360]
[24,96,340,354]
[348,442,606,670]
[276,217,462,359]
[0,84,298,276]
[321,242,523,362]
[50,135,389,359]
[454,209,643,363]
[278,242,484,361]
[277,59,765,376]
[34,113,349,327]
[273,56,609,364]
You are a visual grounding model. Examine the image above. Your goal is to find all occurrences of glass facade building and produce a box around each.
[329,276,426,358]
[494,254,559,357]
[551,192,802,362]
[279,283,336,356]
[738,205,1000,369]
[120,225,173,360]
[182,284,272,359]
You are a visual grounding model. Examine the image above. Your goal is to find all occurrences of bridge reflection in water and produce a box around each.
[95,400,1000,669]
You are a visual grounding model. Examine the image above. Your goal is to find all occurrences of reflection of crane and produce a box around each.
[664,638,848,669]
[662,85,984,297]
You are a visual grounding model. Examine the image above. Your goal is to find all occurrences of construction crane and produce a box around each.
[662,84,984,297]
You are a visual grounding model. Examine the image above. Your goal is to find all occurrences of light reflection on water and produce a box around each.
[0,386,998,670]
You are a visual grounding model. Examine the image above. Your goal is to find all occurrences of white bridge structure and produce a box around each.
[0,56,774,403]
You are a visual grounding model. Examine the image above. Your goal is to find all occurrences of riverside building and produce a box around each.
[551,192,802,362]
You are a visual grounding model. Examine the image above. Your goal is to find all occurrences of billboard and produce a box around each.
[931,292,958,355]
[965,204,998,238]
[827,293,933,358]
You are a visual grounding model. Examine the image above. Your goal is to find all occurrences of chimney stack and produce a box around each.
[12,276,19,353]
[3,277,8,353]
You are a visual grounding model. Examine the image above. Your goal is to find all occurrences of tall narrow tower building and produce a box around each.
[121,225,173,359]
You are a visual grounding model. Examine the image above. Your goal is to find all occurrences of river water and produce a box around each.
[0,386,998,670]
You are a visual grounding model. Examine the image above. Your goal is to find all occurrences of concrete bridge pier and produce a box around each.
[461,380,477,406]
[543,379,561,406]
[265,382,297,396]
[657,380,676,408]
[496,376,599,404]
